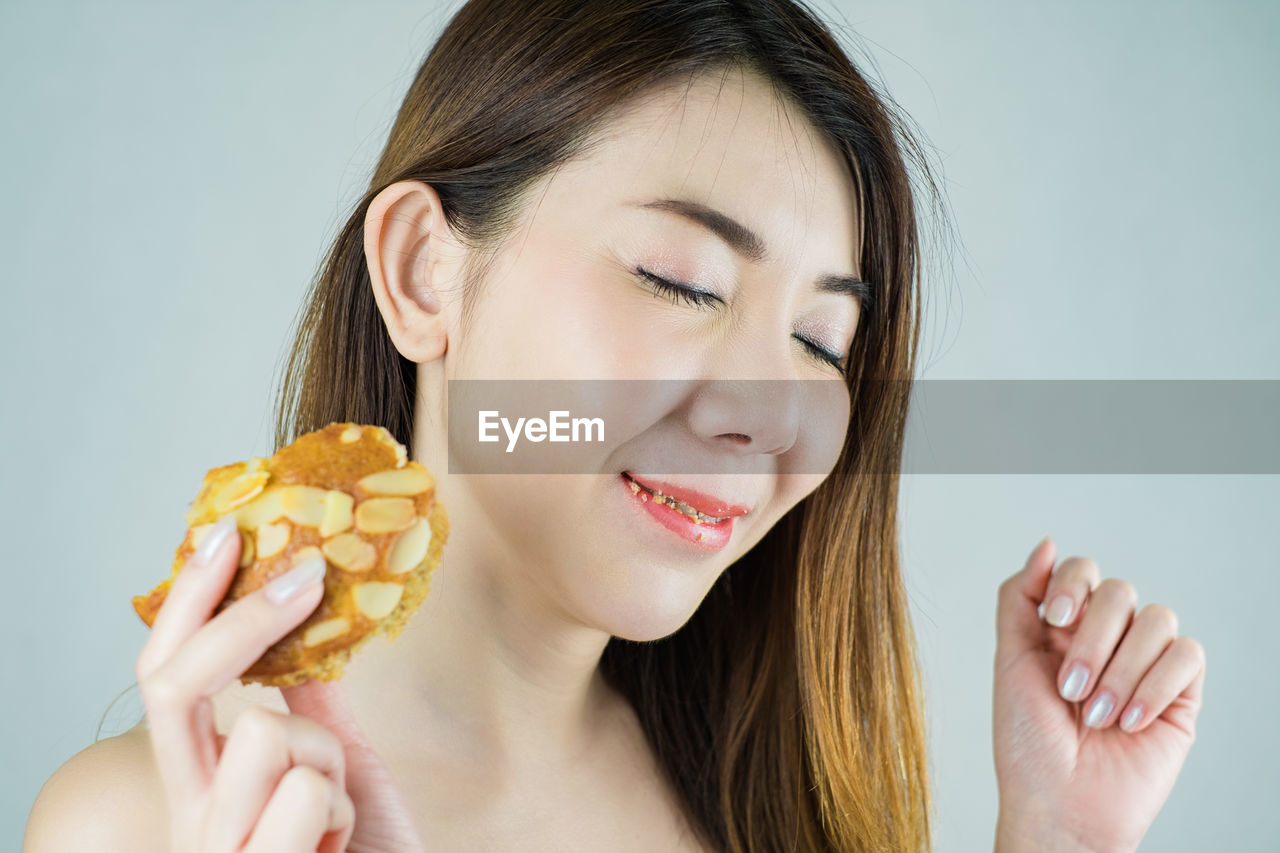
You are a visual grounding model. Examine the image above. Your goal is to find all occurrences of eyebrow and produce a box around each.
[631,197,872,303]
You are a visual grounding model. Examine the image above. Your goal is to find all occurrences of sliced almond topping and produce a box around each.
[238,527,255,568]
[386,517,432,575]
[291,544,323,567]
[303,617,350,647]
[211,470,269,515]
[321,533,376,572]
[320,490,355,537]
[340,425,363,443]
[185,474,227,524]
[356,466,433,496]
[354,497,416,534]
[394,444,407,468]
[353,582,404,620]
[188,522,216,553]
[255,521,291,558]
[234,486,287,529]
[280,485,329,528]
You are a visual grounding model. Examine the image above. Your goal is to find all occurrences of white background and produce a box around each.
[3,1,1276,848]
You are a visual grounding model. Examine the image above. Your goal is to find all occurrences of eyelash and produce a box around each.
[634,267,850,376]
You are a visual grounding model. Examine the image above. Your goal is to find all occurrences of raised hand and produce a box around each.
[134,514,426,851]
[993,537,1206,852]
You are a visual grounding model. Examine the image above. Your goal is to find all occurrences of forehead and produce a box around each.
[537,66,861,274]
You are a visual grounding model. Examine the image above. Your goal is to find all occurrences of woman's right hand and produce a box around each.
[135,514,426,852]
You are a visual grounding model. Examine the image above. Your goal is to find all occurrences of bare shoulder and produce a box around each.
[24,721,168,853]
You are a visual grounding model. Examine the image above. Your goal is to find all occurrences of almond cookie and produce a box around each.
[131,422,448,686]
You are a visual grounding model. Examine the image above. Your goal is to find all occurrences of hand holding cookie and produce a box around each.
[130,423,442,850]
[132,423,448,686]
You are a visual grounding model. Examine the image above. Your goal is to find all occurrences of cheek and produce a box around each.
[798,385,851,478]
[464,247,652,381]
[463,473,733,639]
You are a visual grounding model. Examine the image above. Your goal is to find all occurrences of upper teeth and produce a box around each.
[627,478,726,524]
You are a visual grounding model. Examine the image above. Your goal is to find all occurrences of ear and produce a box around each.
[364,180,460,362]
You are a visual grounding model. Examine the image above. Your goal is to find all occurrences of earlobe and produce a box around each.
[364,180,453,363]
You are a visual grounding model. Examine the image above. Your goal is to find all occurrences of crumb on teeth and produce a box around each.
[629,475,727,523]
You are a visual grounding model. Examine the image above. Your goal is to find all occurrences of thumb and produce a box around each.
[283,679,424,847]
[995,535,1058,659]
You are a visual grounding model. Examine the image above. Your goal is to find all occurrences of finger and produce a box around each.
[1036,555,1102,629]
[1118,635,1206,735]
[241,766,354,853]
[136,514,242,681]
[1078,603,1178,729]
[1056,578,1138,703]
[139,555,327,805]
[281,679,369,751]
[202,706,348,852]
[319,789,358,853]
[995,535,1058,656]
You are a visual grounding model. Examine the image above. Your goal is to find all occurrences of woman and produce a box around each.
[25,0,1205,850]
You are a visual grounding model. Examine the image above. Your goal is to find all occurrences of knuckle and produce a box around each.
[138,673,184,715]
[279,764,332,804]
[1059,555,1100,579]
[1172,635,1206,667]
[234,705,284,746]
[313,722,346,775]
[1137,602,1178,636]
[1096,578,1137,607]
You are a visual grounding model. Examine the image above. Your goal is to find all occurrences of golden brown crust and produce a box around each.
[130,423,448,686]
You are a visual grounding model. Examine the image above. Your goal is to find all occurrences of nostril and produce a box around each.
[721,433,751,445]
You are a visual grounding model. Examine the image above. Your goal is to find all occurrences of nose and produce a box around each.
[686,378,803,457]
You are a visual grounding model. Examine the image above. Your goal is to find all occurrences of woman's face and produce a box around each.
[424,68,861,641]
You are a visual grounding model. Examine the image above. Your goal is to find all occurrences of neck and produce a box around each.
[335,481,620,774]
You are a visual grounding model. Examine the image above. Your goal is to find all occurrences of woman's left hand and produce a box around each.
[992,536,1206,853]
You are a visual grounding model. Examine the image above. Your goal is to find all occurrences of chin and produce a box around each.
[585,580,711,643]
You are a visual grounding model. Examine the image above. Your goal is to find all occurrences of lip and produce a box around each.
[621,472,752,518]
[620,474,737,551]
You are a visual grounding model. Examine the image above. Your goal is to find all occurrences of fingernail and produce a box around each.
[193,515,238,566]
[1037,601,1046,620]
[1121,704,1144,732]
[1061,662,1089,701]
[1085,691,1115,727]
[265,556,327,604]
[1045,594,1074,627]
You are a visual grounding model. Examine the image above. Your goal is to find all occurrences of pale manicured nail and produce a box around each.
[1085,691,1115,727]
[265,556,327,604]
[193,515,238,566]
[1037,601,1046,620]
[1121,704,1144,732]
[1061,662,1089,701]
[1045,594,1074,627]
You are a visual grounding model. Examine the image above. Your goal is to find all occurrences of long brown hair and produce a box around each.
[272,1,943,849]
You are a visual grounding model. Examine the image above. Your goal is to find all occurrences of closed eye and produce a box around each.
[635,267,723,309]
[636,266,850,376]
[793,335,849,376]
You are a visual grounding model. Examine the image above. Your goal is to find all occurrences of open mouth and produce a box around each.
[622,472,729,525]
